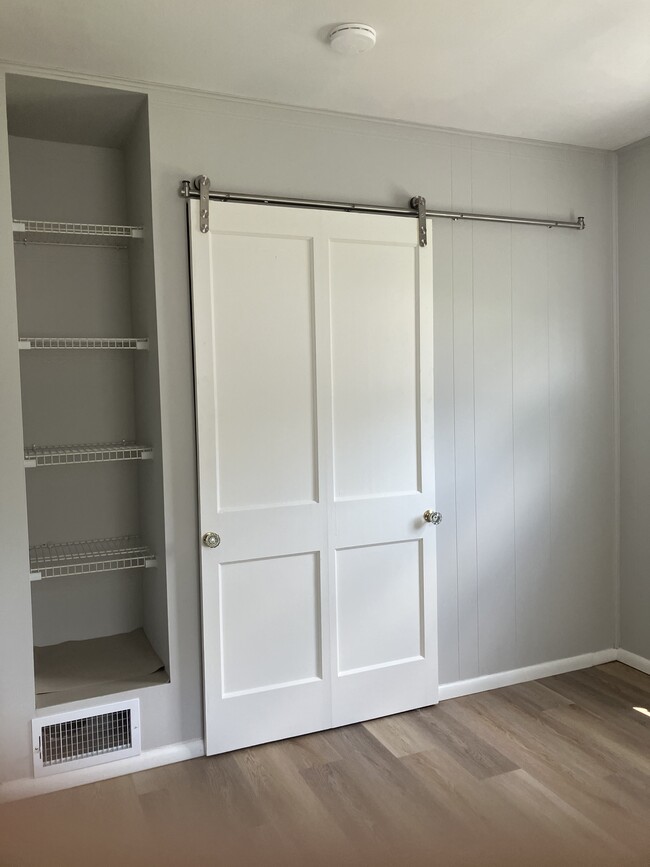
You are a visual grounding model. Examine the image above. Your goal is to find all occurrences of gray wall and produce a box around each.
[618,139,650,660]
[125,103,170,668]
[148,89,616,690]
[0,76,35,784]
[0,73,618,786]
[9,136,144,647]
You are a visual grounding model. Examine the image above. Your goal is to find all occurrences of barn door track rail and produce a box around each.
[180,176,585,246]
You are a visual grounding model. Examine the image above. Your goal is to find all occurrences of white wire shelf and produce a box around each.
[24,442,153,468]
[19,337,149,350]
[13,220,143,248]
[29,536,156,581]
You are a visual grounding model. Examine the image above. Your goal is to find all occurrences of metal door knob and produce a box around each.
[203,531,221,548]
[423,510,442,525]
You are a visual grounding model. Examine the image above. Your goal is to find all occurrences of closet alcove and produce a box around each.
[7,74,170,708]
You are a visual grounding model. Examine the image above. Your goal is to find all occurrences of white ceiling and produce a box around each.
[1,0,650,149]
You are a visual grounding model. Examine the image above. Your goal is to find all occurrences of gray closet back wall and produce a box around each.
[10,136,142,646]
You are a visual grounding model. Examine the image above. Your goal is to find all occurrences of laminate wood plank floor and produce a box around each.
[1,662,649,866]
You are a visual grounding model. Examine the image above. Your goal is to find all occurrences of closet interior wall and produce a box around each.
[12,135,143,645]
[6,76,169,709]
[124,106,169,666]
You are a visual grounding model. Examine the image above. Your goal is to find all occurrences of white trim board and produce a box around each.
[612,149,621,651]
[0,738,204,803]
[438,649,618,701]
[617,649,650,676]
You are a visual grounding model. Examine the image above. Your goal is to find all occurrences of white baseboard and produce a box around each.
[439,648,618,701]
[617,648,650,675]
[0,738,205,803]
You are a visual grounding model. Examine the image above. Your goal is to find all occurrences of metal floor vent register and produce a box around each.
[32,699,141,777]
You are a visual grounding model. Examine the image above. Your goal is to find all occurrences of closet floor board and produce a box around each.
[34,628,168,708]
[1,662,648,866]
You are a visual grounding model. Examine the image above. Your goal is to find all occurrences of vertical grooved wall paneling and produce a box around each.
[147,98,615,688]
[431,142,614,681]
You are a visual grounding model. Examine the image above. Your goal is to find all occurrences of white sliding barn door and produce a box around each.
[189,199,437,755]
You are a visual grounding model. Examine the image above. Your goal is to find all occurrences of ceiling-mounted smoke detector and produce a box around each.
[329,23,376,55]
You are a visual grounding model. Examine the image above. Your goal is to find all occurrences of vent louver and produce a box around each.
[32,699,140,777]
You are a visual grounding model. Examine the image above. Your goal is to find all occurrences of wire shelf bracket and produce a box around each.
[13,220,143,248]
[19,337,149,350]
[29,536,157,581]
[24,442,153,468]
